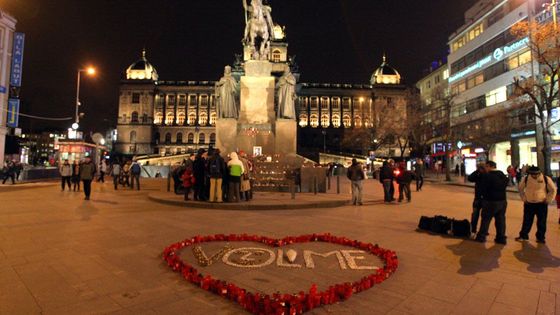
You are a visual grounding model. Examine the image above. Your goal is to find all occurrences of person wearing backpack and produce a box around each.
[207,149,226,203]
[79,157,96,200]
[347,159,365,205]
[515,166,556,244]
[130,160,142,190]
[227,152,244,203]
[475,161,509,244]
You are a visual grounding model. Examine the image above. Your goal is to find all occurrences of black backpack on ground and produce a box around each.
[418,216,433,231]
[450,219,471,237]
[430,215,452,234]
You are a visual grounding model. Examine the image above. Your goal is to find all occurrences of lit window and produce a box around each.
[310,114,319,128]
[519,50,531,66]
[154,113,163,124]
[354,116,362,128]
[485,86,507,106]
[443,69,449,80]
[210,112,217,125]
[321,97,329,110]
[321,114,330,127]
[310,97,319,108]
[177,113,185,125]
[199,112,208,125]
[508,55,519,70]
[332,115,341,128]
[178,94,187,106]
[299,97,308,109]
[332,97,340,109]
[299,114,308,127]
[188,113,197,125]
[475,74,484,85]
[165,113,174,125]
[342,98,351,110]
[200,95,209,106]
[167,95,176,106]
[272,49,281,62]
[343,115,351,128]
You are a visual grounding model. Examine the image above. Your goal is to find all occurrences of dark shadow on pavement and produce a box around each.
[446,240,503,275]
[93,199,119,205]
[513,241,560,273]
[76,201,100,221]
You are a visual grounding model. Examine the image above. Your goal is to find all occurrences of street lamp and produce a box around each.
[75,66,96,128]
[544,0,558,30]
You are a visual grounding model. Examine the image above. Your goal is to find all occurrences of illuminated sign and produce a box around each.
[10,33,25,87]
[7,99,19,128]
[449,37,529,83]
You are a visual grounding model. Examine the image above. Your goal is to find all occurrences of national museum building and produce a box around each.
[115,49,409,159]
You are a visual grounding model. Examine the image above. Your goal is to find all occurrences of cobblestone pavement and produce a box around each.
[0,178,558,314]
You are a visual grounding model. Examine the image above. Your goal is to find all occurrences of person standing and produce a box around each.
[98,159,108,183]
[80,157,96,200]
[59,159,73,191]
[1,161,16,185]
[181,168,196,201]
[111,162,121,190]
[239,151,253,201]
[396,165,415,203]
[193,149,208,201]
[227,152,244,203]
[475,161,509,244]
[207,149,226,203]
[130,160,142,190]
[122,161,131,187]
[347,159,365,206]
[379,161,394,203]
[515,166,556,244]
[72,160,81,191]
[556,176,560,225]
[413,159,425,191]
[467,163,487,235]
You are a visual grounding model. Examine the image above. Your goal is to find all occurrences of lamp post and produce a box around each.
[544,0,558,29]
[74,67,96,130]
[322,130,326,153]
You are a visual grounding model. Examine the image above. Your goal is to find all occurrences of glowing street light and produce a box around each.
[75,66,96,128]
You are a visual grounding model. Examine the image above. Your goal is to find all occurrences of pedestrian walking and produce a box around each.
[347,159,365,205]
[98,159,108,183]
[79,157,96,200]
[1,161,16,185]
[207,149,226,203]
[130,160,141,190]
[59,159,73,191]
[181,168,196,201]
[475,161,509,244]
[379,161,394,203]
[111,162,121,190]
[413,158,425,191]
[72,161,81,191]
[227,152,244,203]
[467,163,486,235]
[396,165,415,203]
[515,166,556,244]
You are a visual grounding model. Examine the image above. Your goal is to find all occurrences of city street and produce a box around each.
[0,178,558,314]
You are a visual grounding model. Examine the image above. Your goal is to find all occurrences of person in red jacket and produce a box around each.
[181,169,196,201]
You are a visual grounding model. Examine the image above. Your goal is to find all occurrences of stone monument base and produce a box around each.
[274,119,297,156]
[216,118,238,154]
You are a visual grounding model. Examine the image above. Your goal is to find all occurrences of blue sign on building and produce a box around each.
[0,86,6,94]
[7,99,20,128]
[10,33,25,87]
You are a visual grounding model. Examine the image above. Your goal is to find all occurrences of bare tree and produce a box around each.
[511,20,560,176]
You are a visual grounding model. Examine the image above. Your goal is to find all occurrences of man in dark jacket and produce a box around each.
[467,163,486,234]
[207,149,227,203]
[347,159,365,205]
[80,157,96,200]
[192,149,208,201]
[379,161,394,202]
[396,166,415,202]
[475,161,509,244]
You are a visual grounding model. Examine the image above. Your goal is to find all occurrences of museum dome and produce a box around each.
[126,49,158,81]
[371,54,401,85]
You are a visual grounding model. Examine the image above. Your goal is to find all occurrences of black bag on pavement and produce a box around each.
[418,216,433,231]
[451,219,471,237]
[430,215,451,234]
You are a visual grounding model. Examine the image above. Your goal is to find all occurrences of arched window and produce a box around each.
[310,114,319,128]
[199,112,208,126]
[272,49,281,62]
[210,112,217,125]
[321,114,330,127]
[165,133,172,144]
[131,112,139,123]
[176,132,183,144]
[154,132,160,144]
[320,97,329,110]
[354,116,362,128]
[130,131,137,143]
[210,133,216,144]
[154,112,163,124]
[332,115,341,128]
[177,113,186,125]
[364,119,371,128]
[299,114,308,127]
[166,113,174,125]
[188,133,194,144]
[199,133,206,144]
[343,115,351,128]
[188,113,197,125]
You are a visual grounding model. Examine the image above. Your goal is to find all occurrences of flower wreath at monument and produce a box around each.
[163,233,399,314]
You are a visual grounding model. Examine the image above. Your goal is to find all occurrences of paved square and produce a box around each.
[0,178,559,314]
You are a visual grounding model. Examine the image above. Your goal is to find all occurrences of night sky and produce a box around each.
[3,0,477,133]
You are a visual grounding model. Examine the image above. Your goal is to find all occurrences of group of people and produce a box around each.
[347,158,426,205]
[171,148,254,203]
[1,160,23,185]
[468,161,557,244]
[59,158,142,200]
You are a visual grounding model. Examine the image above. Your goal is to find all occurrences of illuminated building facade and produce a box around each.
[0,9,16,164]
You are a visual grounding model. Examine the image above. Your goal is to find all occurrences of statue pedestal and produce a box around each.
[275,119,297,156]
[239,61,275,125]
[216,119,238,154]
